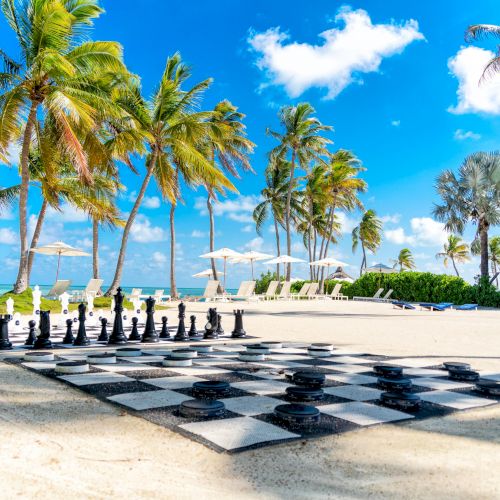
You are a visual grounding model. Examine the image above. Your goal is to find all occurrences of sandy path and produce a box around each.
[1,300,499,499]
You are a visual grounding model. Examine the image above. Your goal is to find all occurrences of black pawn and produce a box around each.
[33,311,53,349]
[188,315,198,337]
[62,319,75,344]
[0,315,12,350]
[231,309,246,338]
[98,317,109,342]
[174,302,188,341]
[73,303,90,346]
[25,319,37,346]
[216,314,224,336]
[159,316,170,339]
[142,296,159,343]
[109,288,128,345]
[128,317,141,341]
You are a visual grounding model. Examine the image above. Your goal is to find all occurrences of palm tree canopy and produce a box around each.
[352,209,382,254]
[465,24,500,81]
[393,248,416,271]
[436,234,471,266]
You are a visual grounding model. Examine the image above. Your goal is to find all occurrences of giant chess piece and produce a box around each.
[32,285,42,317]
[216,314,224,336]
[98,317,109,342]
[188,315,198,337]
[231,309,246,338]
[203,308,219,339]
[33,311,53,349]
[159,316,170,339]
[174,302,188,341]
[0,315,13,350]
[128,317,141,341]
[108,288,128,345]
[62,319,75,344]
[141,296,159,343]
[73,303,90,346]
[25,319,37,346]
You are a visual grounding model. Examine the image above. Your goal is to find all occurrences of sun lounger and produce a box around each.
[329,283,348,300]
[277,281,291,300]
[256,281,279,301]
[419,303,446,311]
[354,288,384,301]
[306,282,319,299]
[153,289,171,303]
[198,280,220,302]
[45,280,71,299]
[219,281,257,301]
[392,301,416,310]
[437,302,454,309]
[70,278,103,302]
[128,288,142,299]
[291,283,310,300]
[377,289,394,302]
[456,303,478,310]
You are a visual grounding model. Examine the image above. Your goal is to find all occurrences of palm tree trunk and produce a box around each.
[92,219,100,279]
[479,220,489,278]
[307,230,313,280]
[451,256,459,277]
[207,193,217,280]
[105,152,157,296]
[284,151,296,281]
[27,198,48,282]
[169,203,178,299]
[360,243,367,276]
[13,101,38,293]
[313,229,318,279]
[273,215,281,279]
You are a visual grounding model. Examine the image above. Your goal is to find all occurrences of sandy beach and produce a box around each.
[1,300,499,499]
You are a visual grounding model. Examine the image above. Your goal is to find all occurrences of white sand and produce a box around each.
[1,300,499,499]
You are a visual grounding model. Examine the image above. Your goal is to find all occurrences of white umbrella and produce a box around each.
[192,268,225,279]
[200,247,242,291]
[365,263,396,274]
[232,251,274,280]
[309,257,349,289]
[30,241,90,281]
[264,255,305,265]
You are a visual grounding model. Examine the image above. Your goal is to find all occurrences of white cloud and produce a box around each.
[143,196,161,209]
[243,237,264,251]
[0,227,17,244]
[241,225,253,233]
[0,142,21,166]
[152,251,167,264]
[130,215,167,243]
[195,195,260,224]
[76,237,92,249]
[191,230,208,238]
[380,213,401,224]
[384,217,447,247]
[336,212,357,234]
[454,129,481,141]
[0,207,14,220]
[248,7,424,99]
[46,203,87,222]
[391,120,401,127]
[448,46,500,115]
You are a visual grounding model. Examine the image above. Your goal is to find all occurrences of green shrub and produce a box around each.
[255,271,282,294]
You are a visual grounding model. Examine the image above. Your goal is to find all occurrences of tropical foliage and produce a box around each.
[436,235,470,277]
[352,209,383,275]
[465,24,500,79]
[392,248,416,272]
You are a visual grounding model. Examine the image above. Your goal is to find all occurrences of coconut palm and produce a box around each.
[433,151,500,278]
[352,210,382,275]
[0,0,130,293]
[472,235,500,286]
[392,248,416,272]
[267,103,332,280]
[436,235,470,277]
[465,24,500,80]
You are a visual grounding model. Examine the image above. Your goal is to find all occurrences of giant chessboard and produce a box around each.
[3,342,499,453]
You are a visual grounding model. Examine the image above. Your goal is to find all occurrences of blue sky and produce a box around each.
[1,0,500,288]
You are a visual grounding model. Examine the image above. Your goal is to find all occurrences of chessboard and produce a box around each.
[3,343,499,453]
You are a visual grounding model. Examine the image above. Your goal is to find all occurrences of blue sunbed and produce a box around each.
[438,303,454,309]
[392,301,416,310]
[456,304,478,311]
[419,303,446,311]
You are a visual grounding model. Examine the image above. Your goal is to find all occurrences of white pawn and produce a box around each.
[122,307,131,328]
[32,285,42,317]
[131,296,144,325]
[6,297,14,316]
[86,293,97,327]
[11,312,23,334]
[58,292,71,328]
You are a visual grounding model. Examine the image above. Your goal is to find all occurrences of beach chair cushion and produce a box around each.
[392,301,415,310]
[457,304,478,310]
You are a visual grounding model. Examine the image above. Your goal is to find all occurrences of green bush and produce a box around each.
[255,271,282,294]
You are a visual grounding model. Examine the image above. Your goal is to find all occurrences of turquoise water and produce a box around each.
[0,284,237,297]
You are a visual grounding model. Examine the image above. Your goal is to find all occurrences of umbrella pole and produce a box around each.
[251,260,254,281]
[55,252,61,282]
[223,257,227,293]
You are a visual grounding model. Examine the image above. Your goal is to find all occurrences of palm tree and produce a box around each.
[433,152,500,279]
[352,210,382,275]
[0,0,129,293]
[436,235,470,277]
[392,248,416,272]
[203,100,254,284]
[472,235,500,286]
[267,103,332,280]
[465,24,500,80]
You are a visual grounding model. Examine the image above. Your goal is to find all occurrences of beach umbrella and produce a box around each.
[232,251,274,280]
[192,269,225,279]
[264,255,305,279]
[365,263,396,274]
[30,241,90,282]
[200,247,242,291]
[309,258,349,289]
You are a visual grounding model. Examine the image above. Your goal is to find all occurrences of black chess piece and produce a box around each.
[62,319,75,344]
[216,314,224,336]
[108,288,128,345]
[188,315,198,337]
[203,308,218,339]
[0,315,12,350]
[25,319,37,346]
[141,296,159,343]
[33,311,53,349]
[97,317,109,342]
[174,302,188,341]
[73,303,90,346]
[128,317,141,341]
[231,309,246,338]
[159,316,170,339]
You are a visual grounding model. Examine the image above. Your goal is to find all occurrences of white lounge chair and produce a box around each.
[306,282,319,299]
[70,278,103,302]
[220,281,257,301]
[153,289,171,304]
[45,280,71,299]
[329,283,348,300]
[128,288,142,299]
[198,280,220,302]
[256,281,279,301]
[377,289,394,302]
[277,281,292,300]
[291,282,310,300]
[354,288,384,301]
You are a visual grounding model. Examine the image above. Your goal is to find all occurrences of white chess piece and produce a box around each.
[6,297,14,317]
[58,292,71,328]
[11,312,23,334]
[122,307,131,328]
[86,293,97,327]
[32,285,42,316]
[131,296,144,325]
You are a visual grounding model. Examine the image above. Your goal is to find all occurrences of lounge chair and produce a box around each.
[354,288,384,301]
[45,280,71,299]
[377,289,394,303]
[70,278,103,302]
[392,301,416,310]
[291,283,310,300]
[256,281,279,301]
[277,281,292,300]
[419,303,446,311]
[153,289,171,304]
[437,302,454,309]
[329,283,348,300]
[456,303,478,310]
[306,282,319,299]
[128,288,142,299]
[218,281,257,301]
[198,280,220,302]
